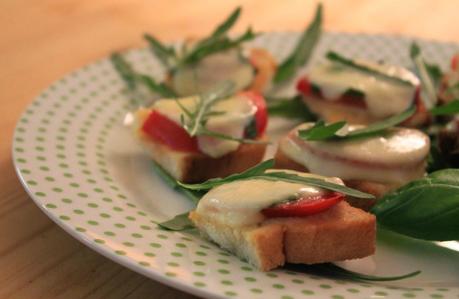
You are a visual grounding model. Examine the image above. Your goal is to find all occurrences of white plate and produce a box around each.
[13,32,459,299]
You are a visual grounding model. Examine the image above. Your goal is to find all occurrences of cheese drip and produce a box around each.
[280,123,430,184]
[171,50,255,96]
[196,170,343,227]
[308,61,419,118]
[152,95,256,158]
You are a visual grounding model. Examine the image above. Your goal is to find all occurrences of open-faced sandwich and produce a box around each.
[134,85,268,183]
[296,52,429,126]
[274,118,430,210]
[188,169,376,271]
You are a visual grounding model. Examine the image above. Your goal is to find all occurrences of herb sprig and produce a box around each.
[110,53,177,98]
[273,3,322,84]
[178,159,374,199]
[410,42,442,108]
[326,51,415,86]
[430,99,459,115]
[299,106,416,142]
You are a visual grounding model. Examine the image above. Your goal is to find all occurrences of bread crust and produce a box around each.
[190,201,376,271]
[274,147,395,210]
[139,132,267,183]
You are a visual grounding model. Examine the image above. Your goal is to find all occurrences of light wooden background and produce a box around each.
[1,1,459,298]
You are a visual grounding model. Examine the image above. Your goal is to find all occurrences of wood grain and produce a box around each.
[1,1,458,298]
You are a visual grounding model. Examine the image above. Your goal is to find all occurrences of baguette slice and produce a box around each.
[190,201,376,271]
[138,130,267,183]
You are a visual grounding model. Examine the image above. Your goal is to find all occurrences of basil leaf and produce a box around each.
[178,159,274,190]
[346,106,416,139]
[267,96,318,121]
[410,42,439,108]
[298,120,346,141]
[430,100,459,115]
[371,169,459,241]
[144,33,177,69]
[326,51,414,86]
[151,162,203,204]
[286,263,420,282]
[157,212,195,231]
[273,3,322,83]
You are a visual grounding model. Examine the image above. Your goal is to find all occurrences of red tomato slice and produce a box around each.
[261,192,344,218]
[297,76,312,95]
[141,110,200,153]
[451,54,459,70]
[240,91,268,137]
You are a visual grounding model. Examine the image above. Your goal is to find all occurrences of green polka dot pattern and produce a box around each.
[12,32,459,299]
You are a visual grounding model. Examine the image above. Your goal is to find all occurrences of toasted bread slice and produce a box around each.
[274,148,396,210]
[139,133,267,183]
[190,201,376,271]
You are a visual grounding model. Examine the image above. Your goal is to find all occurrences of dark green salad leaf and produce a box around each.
[298,120,346,141]
[299,106,416,141]
[110,53,177,98]
[273,3,322,83]
[326,51,414,86]
[286,263,420,282]
[410,42,441,108]
[157,212,195,231]
[267,95,318,121]
[430,99,459,115]
[178,159,374,199]
[371,169,459,241]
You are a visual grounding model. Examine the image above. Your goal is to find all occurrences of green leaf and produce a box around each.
[286,263,420,282]
[178,159,374,199]
[151,161,203,204]
[267,96,318,121]
[371,169,459,241]
[345,106,416,139]
[182,81,235,136]
[110,53,137,90]
[326,51,414,86]
[430,100,459,115]
[157,212,195,231]
[137,74,177,98]
[273,3,322,83]
[207,6,241,40]
[110,52,177,98]
[410,42,439,108]
[144,33,177,69]
[178,159,274,190]
[181,28,256,65]
[298,120,346,141]
[298,106,416,142]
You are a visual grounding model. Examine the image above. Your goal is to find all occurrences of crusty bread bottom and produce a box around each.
[273,148,396,210]
[139,134,267,183]
[190,201,376,271]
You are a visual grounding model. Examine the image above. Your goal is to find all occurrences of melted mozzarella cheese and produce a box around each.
[308,61,419,118]
[171,50,255,96]
[280,123,430,184]
[196,170,343,227]
[152,95,256,158]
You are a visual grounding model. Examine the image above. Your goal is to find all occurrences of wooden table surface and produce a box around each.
[1,1,459,298]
